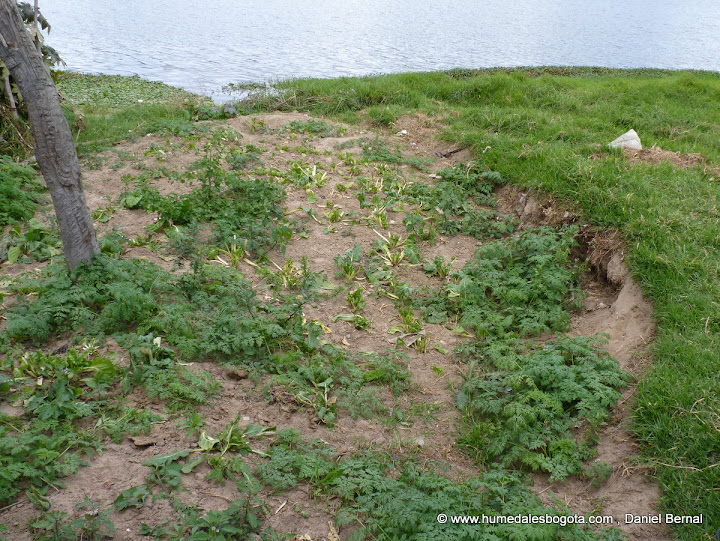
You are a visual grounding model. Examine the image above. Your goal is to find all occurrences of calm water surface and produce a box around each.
[40,0,720,99]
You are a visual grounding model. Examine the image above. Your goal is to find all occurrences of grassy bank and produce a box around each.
[259,67,720,539]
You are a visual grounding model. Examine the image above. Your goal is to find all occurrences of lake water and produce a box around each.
[40,0,720,100]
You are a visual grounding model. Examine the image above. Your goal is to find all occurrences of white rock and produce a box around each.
[609,129,642,150]
[396,129,408,137]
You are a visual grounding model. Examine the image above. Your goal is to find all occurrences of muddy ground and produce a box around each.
[0,112,675,540]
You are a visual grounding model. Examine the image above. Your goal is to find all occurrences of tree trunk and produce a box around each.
[0,0,98,269]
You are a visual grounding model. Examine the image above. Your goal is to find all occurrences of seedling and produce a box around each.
[334,313,371,330]
[177,412,206,437]
[324,207,346,223]
[347,287,365,312]
[334,243,363,281]
[215,238,246,268]
[91,205,118,224]
[379,244,405,267]
[247,117,266,133]
[423,256,455,278]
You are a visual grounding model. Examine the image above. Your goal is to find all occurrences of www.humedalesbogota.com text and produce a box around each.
[436,514,614,526]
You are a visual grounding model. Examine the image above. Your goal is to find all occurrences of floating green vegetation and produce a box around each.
[55,73,204,109]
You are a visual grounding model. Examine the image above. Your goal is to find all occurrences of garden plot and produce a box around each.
[0,113,662,540]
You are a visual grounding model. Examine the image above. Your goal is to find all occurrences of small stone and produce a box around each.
[606,252,630,285]
[396,129,408,137]
[222,103,237,116]
[227,368,249,380]
[129,435,157,447]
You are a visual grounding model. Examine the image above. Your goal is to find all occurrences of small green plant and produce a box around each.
[333,313,371,330]
[282,119,339,137]
[177,411,206,437]
[324,206,345,223]
[346,287,365,312]
[389,307,428,351]
[91,205,119,224]
[226,144,263,170]
[423,256,455,278]
[214,236,247,268]
[334,243,363,281]
[30,497,116,540]
[0,219,61,265]
[584,460,614,488]
[247,117,267,133]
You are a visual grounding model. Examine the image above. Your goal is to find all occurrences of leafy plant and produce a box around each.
[30,497,116,540]
[346,287,365,312]
[226,144,263,170]
[584,460,614,488]
[456,335,629,480]
[423,256,455,278]
[333,313,371,330]
[282,119,339,137]
[0,218,61,265]
[334,243,363,281]
[0,159,46,227]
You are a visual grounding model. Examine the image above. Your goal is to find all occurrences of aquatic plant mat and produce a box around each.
[3,68,718,540]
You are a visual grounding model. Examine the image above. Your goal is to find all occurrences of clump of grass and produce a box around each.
[359,137,432,170]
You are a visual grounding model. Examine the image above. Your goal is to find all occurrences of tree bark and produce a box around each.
[0,0,98,269]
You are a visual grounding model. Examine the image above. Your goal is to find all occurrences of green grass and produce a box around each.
[258,67,720,541]
[54,72,210,155]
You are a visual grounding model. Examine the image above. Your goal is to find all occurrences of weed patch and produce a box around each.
[0,160,46,228]
[0,346,158,506]
[457,335,629,480]
[120,146,292,257]
[257,433,623,540]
